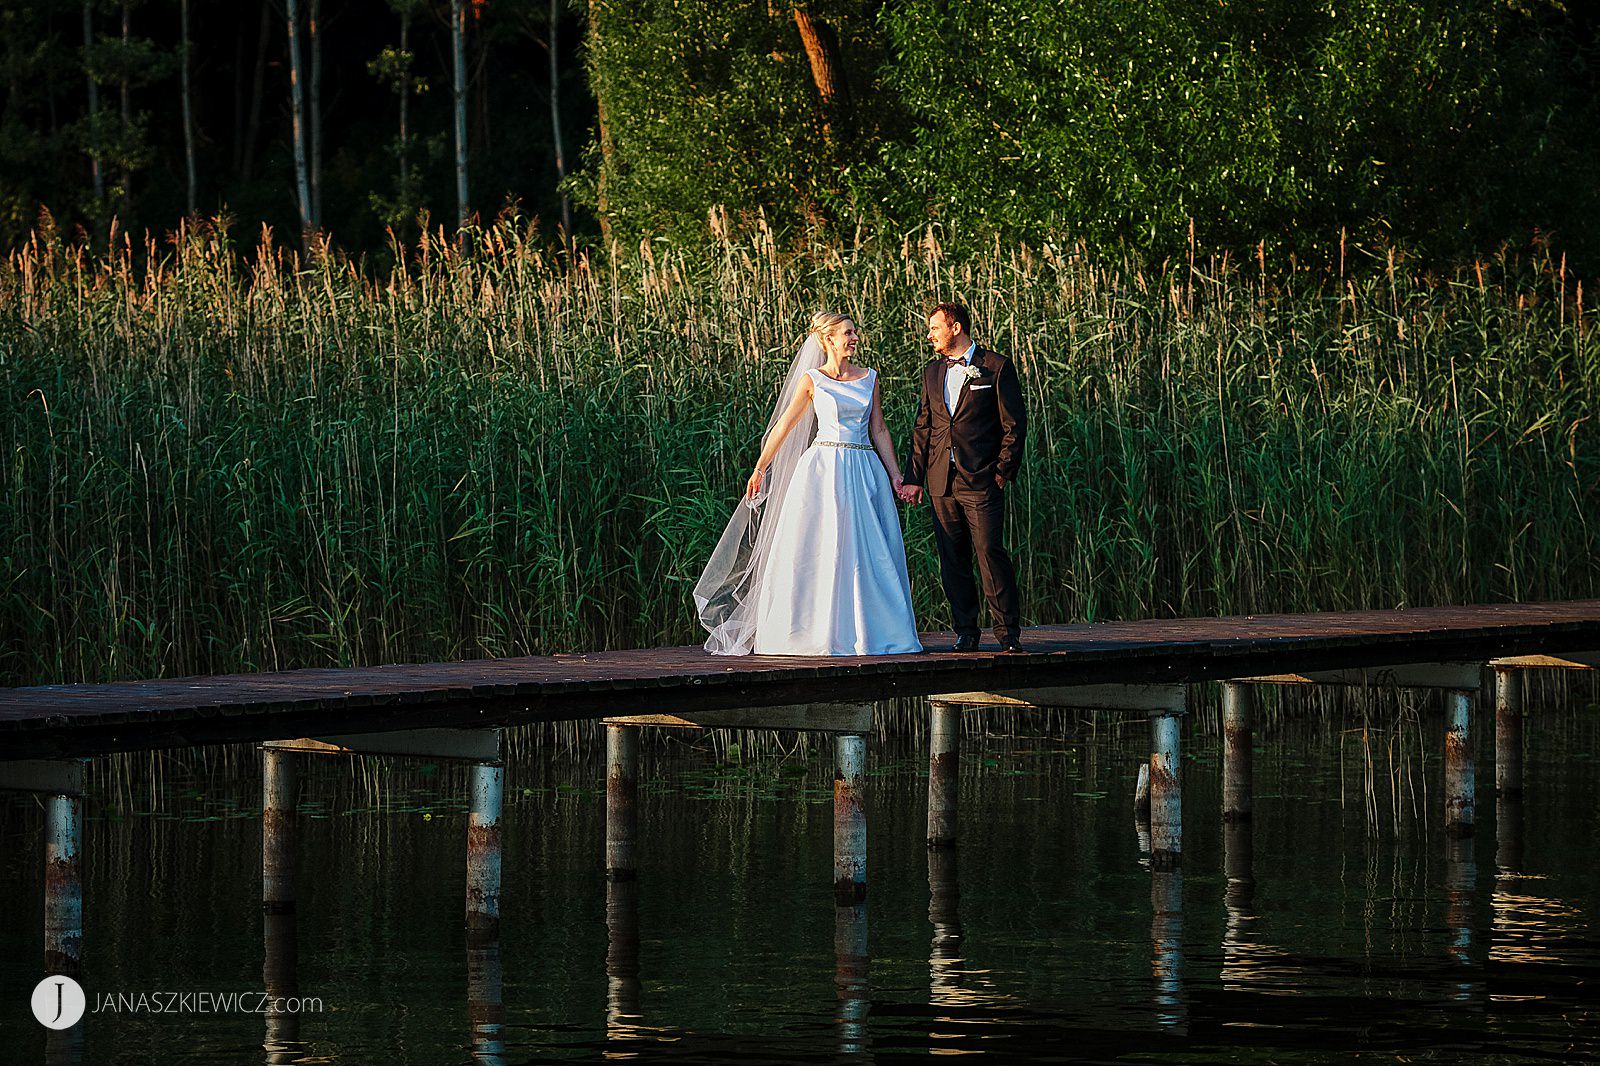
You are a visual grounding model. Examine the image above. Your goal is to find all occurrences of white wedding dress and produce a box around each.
[751,368,923,655]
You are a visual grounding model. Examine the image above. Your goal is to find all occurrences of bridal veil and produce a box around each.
[693,333,825,654]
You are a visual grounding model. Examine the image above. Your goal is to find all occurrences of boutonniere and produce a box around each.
[955,363,982,383]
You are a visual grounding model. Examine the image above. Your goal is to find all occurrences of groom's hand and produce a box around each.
[899,484,923,504]
[995,474,1007,490]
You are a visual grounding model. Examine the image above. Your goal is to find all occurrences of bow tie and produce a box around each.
[945,357,966,365]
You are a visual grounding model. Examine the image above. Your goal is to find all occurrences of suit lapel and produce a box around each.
[927,359,948,422]
[951,349,985,418]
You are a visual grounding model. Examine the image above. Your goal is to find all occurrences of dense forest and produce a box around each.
[1,1,1598,265]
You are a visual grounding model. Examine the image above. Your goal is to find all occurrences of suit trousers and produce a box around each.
[930,474,1021,643]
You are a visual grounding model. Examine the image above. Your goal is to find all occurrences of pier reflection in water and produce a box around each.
[467,936,504,1065]
[927,847,961,1006]
[1220,821,1257,991]
[1150,869,1184,1031]
[1445,837,1479,1002]
[833,903,868,1054]
[605,877,642,1045]
[262,912,301,1065]
[3,698,1600,1063]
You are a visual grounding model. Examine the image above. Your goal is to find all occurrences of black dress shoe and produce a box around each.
[998,638,1025,654]
[951,635,980,652]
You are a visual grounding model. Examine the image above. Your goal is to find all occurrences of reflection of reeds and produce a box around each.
[1337,688,1436,837]
[3,220,1597,690]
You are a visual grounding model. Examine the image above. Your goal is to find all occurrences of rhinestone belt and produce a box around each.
[816,441,874,451]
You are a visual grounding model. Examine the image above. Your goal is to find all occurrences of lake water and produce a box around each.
[2,690,1597,1063]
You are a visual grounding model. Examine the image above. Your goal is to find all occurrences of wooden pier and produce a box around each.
[4,599,1599,993]
[3,600,1599,759]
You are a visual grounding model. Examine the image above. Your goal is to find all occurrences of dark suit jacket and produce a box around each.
[903,346,1027,496]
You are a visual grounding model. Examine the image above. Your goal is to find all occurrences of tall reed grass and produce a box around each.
[2,219,1596,686]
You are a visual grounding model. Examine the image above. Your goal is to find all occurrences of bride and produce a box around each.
[695,312,923,656]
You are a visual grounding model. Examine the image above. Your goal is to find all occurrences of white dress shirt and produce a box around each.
[943,341,976,415]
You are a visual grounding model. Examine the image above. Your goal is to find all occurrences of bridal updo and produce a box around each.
[809,311,856,356]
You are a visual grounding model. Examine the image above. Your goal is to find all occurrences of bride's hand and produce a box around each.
[745,465,767,499]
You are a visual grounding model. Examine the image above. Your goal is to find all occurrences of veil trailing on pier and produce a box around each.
[693,334,824,655]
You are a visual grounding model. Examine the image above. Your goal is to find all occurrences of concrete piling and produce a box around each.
[834,734,868,903]
[927,701,959,848]
[1149,713,1182,869]
[1444,689,1475,838]
[1494,668,1523,798]
[466,763,504,939]
[605,725,640,881]
[44,794,83,977]
[262,747,299,915]
[1222,683,1254,823]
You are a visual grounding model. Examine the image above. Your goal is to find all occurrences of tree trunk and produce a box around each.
[46,2,61,136]
[475,26,491,160]
[398,11,410,193]
[83,0,104,204]
[549,0,572,243]
[180,0,197,216]
[792,5,849,137]
[309,0,322,227]
[285,0,313,236]
[451,0,470,231]
[241,0,270,183]
[587,0,612,245]
[120,0,131,202]
[232,8,246,175]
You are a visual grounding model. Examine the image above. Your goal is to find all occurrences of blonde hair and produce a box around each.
[809,310,852,337]
[809,311,858,357]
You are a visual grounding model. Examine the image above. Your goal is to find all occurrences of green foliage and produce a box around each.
[584,1,1598,265]
[1,222,1596,685]
[366,39,438,234]
[585,0,891,240]
[872,0,1599,262]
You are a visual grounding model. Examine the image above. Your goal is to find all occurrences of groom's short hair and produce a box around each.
[931,302,971,335]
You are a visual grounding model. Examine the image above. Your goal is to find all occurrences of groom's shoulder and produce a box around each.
[977,346,1011,368]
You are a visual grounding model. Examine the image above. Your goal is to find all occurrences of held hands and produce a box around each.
[893,476,923,505]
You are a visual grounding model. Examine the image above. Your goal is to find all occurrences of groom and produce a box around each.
[898,303,1027,652]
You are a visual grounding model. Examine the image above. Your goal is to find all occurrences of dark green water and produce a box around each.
[2,694,1598,1063]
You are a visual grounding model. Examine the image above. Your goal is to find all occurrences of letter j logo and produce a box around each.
[31,975,86,1029]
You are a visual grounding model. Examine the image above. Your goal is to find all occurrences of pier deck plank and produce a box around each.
[2,600,1598,759]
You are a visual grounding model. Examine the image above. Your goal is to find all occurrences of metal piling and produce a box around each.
[262,747,298,915]
[605,725,639,881]
[466,763,504,939]
[927,701,959,848]
[1494,668,1523,798]
[834,734,867,903]
[1149,713,1182,869]
[44,793,83,977]
[1444,689,1475,838]
[1221,683,1253,823]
